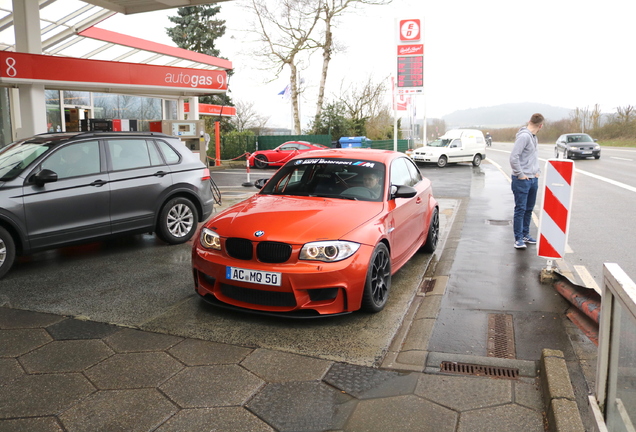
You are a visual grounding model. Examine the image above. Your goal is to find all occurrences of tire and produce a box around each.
[156,197,198,244]
[437,155,448,168]
[421,207,439,253]
[555,147,560,158]
[0,226,16,279]
[361,243,391,313]
[472,154,482,167]
[254,155,268,169]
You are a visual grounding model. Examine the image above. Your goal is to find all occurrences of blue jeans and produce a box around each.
[511,176,538,241]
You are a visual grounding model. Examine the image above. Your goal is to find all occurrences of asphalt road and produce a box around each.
[486,142,636,289]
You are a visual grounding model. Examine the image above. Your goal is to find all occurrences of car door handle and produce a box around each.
[90,179,107,187]
[154,171,168,177]
[416,197,422,204]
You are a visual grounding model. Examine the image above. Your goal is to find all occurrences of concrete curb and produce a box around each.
[540,348,585,432]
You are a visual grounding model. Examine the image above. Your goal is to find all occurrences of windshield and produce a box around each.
[260,157,386,202]
[0,141,52,181]
[567,134,594,143]
[427,138,453,148]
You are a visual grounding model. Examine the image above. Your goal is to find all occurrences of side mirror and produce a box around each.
[391,185,417,199]
[31,169,58,186]
[254,178,268,189]
[593,139,598,142]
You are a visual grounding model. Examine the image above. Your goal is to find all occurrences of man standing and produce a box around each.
[509,113,544,249]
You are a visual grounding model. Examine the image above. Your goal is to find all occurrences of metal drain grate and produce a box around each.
[487,313,516,359]
[440,361,519,380]
[419,278,436,293]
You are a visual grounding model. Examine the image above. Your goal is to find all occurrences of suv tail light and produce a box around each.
[201,168,211,181]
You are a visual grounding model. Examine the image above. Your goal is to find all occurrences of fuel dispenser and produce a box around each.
[149,120,207,165]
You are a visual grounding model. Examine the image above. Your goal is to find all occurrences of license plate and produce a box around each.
[226,266,282,286]
[581,151,592,154]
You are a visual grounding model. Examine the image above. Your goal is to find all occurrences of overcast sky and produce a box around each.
[99,0,636,129]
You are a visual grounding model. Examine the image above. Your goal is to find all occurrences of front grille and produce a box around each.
[226,238,292,263]
[257,241,292,263]
[226,238,253,260]
[220,283,296,307]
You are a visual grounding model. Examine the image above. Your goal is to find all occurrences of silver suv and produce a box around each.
[0,131,214,278]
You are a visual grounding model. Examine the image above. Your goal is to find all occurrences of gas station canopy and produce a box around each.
[0,0,231,74]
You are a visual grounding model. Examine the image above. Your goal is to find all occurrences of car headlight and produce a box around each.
[300,241,360,262]
[569,146,579,150]
[200,228,221,250]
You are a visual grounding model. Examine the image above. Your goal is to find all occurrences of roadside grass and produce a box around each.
[599,139,636,147]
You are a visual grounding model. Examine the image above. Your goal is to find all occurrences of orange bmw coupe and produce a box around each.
[192,149,439,317]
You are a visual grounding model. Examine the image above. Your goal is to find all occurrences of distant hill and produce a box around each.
[441,103,572,129]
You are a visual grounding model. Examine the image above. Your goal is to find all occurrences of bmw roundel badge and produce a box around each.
[254,230,265,237]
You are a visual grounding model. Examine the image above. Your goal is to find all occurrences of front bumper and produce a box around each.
[412,153,437,163]
[192,243,374,316]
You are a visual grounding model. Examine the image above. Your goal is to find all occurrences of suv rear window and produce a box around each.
[156,140,181,164]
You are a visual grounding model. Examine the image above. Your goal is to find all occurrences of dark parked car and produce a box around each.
[0,131,215,278]
[555,133,601,159]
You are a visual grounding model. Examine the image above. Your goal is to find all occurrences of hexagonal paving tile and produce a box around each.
[0,417,64,432]
[415,373,512,411]
[0,308,64,329]
[0,328,51,357]
[104,328,183,352]
[242,349,332,382]
[160,365,264,407]
[345,395,458,432]
[85,352,183,389]
[0,373,95,418]
[247,381,354,432]
[46,318,119,340]
[154,407,274,432]
[19,339,114,373]
[168,338,252,366]
[59,389,177,432]
[0,358,24,384]
[514,379,544,412]
[324,362,418,399]
[457,403,545,432]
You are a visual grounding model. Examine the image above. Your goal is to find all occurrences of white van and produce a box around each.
[412,129,487,168]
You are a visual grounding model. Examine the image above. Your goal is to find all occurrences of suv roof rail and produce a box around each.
[72,131,173,139]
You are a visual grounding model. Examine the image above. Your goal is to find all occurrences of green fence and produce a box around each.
[369,139,410,153]
[211,134,410,163]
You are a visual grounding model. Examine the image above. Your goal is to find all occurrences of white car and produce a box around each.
[413,129,487,168]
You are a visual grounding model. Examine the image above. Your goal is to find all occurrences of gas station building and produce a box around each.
[0,0,234,147]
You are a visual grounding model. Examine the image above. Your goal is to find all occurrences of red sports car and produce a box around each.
[192,149,439,317]
[248,141,329,169]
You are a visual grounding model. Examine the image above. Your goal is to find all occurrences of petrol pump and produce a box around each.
[149,120,207,165]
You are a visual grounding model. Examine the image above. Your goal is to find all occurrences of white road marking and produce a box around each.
[610,156,633,161]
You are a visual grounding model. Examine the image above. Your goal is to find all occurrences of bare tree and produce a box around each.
[590,103,602,130]
[336,76,389,136]
[616,105,635,124]
[232,99,269,132]
[247,0,323,134]
[312,0,391,132]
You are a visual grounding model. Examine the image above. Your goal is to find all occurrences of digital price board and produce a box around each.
[397,56,423,88]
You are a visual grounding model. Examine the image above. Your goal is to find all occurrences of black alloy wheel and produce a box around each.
[421,207,439,253]
[361,243,391,313]
[254,155,268,169]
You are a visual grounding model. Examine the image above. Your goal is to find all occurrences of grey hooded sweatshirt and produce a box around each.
[509,127,540,177]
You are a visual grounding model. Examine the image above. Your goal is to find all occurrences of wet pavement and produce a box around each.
[0,162,597,431]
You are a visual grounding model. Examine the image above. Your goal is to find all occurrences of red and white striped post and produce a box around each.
[538,159,575,271]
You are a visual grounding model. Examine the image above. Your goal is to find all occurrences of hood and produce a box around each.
[205,194,382,243]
